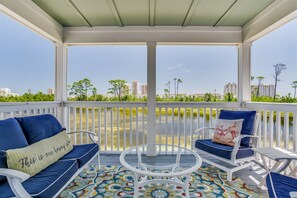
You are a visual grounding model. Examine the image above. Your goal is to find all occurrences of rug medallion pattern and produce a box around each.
[59,165,259,198]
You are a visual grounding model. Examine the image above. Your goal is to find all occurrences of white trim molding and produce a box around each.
[0,0,63,43]
[243,0,297,43]
[63,26,242,44]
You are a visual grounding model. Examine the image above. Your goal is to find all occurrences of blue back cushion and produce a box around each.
[0,118,29,183]
[219,110,256,147]
[15,114,63,144]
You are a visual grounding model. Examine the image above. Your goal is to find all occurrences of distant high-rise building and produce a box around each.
[224,83,237,97]
[47,88,55,95]
[141,84,147,95]
[132,81,140,95]
[251,84,275,97]
[0,88,19,96]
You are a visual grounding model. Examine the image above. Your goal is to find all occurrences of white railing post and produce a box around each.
[147,42,157,156]
[293,112,297,152]
[238,43,252,105]
[55,43,68,127]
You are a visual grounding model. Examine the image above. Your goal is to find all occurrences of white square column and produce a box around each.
[147,42,157,156]
[55,43,68,126]
[238,43,252,103]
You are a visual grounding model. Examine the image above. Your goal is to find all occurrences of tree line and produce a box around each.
[0,92,54,102]
[251,63,297,101]
[1,63,296,103]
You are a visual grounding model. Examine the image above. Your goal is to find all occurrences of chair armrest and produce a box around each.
[193,127,216,143]
[193,127,216,136]
[67,131,98,143]
[0,168,31,198]
[194,127,216,133]
[230,135,258,162]
[0,168,30,182]
[233,135,258,144]
[290,192,297,198]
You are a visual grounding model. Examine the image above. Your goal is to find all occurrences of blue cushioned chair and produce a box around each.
[266,172,297,198]
[194,110,260,181]
[0,114,100,198]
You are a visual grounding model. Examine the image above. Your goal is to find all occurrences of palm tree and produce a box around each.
[165,81,171,97]
[164,88,169,98]
[176,79,183,97]
[173,78,177,97]
[292,80,297,98]
[256,76,265,97]
[272,63,286,101]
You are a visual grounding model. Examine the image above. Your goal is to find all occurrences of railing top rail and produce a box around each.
[64,101,147,108]
[156,102,241,108]
[0,101,62,106]
[244,102,297,112]
[64,101,241,108]
[0,101,62,113]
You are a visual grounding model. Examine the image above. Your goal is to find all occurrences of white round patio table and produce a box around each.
[119,144,202,198]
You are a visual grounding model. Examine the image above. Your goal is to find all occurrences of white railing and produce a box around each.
[0,102,61,119]
[155,102,241,152]
[0,101,296,156]
[64,101,147,154]
[245,102,297,152]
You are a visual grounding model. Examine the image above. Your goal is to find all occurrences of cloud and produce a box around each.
[182,69,192,74]
[167,63,192,74]
[167,64,184,70]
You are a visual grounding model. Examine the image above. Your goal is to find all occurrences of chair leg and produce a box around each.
[97,152,101,169]
[227,171,232,182]
[250,162,255,171]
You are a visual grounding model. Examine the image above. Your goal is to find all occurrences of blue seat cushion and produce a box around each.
[195,139,254,160]
[0,160,78,198]
[60,143,99,168]
[15,114,63,144]
[219,110,256,147]
[0,118,28,183]
[267,172,297,198]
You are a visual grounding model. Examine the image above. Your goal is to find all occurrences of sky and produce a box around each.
[0,12,296,96]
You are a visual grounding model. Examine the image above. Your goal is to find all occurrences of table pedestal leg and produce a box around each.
[133,173,139,198]
[258,155,282,188]
[258,154,292,188]
[185,175,190,198]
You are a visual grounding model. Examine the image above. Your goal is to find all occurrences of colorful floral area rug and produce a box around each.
[59,165,259,198]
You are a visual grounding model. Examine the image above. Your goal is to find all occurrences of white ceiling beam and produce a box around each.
[68,0,92,27]
[107,0,123,27]
[182,0,200,27]
[64,26,242,44]
[149,0,155,26]
[243,0,297,43]
[0,0,63,43]
[214,0,238,27]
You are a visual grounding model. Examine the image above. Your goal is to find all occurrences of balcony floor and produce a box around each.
[92,154,269,197]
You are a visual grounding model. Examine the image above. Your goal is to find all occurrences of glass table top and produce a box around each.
[120,144,202,177]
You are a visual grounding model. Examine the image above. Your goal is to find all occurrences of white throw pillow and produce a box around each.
[212,119,243,146]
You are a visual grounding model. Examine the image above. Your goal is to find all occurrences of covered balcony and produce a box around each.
[0,0,297,197]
